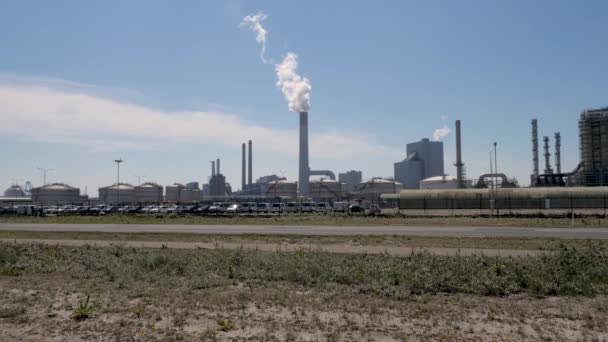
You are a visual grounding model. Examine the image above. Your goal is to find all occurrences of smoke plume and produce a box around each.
[433,126,451,141]
[240,12,269,63]
[275,53,311,113]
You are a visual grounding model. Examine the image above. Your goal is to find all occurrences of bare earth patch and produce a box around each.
[1,275,607,341]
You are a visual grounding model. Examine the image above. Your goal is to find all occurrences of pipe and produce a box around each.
[299,112,310,196]
[309,170,336,180]
[216,158,220,175]
[248,140,253,186]
[555,132,561,174]
[455,120,464,188]
[242,143,246,191]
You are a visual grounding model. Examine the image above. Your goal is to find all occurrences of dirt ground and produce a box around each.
[1,274,607,341]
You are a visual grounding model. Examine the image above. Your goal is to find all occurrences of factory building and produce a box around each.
[134,182,163,204]
[419,175,473,190]
[578,107,608,186]
[339,170,362,193]
[355,178,402,200]
[310,179,342,200]
[32,183,80,205]
[98,184,136,205]
[394,138,444,189]
[265,180,297,198]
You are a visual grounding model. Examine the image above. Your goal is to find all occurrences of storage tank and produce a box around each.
[165,183,185,202]
[134,182,163,204]
[265,180,297,198]
[4,185,27,198]
[310,179,342,200]
[419,175,473,190]
[32,183,80,205]
[98,183,136,205]
[357,178,403,200]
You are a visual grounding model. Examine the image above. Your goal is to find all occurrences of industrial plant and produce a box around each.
[2,107,607,210]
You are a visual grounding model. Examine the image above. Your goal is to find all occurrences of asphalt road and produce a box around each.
[1,223,608,239]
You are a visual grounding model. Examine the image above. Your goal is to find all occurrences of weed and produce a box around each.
[71,295,93,321]
[217,318,234,331]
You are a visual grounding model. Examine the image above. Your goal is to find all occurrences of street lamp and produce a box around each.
[114,158,123,206]
[37,167,55,186]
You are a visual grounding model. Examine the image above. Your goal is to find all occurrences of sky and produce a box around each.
[1,0,607,196]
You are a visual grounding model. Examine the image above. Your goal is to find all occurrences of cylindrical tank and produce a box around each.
[310,179,342,200]
[265,180,298,199]
[32,183,80,205]
[4,185,27,198]
[98,184,135,205]
[134,182,163,204]
[357,178,403,200]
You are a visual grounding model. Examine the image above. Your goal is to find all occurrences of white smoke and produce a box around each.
[275,53,311,113]
[240,12,269,63]
[433,126,451,141]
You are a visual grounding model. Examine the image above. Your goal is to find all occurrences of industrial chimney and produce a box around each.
[216,158,221,175]
[242,143,246,191]
[455,120,464,188]
[299,112,310,196]
[543,136,553,174]
[555,132,561,174]
[532,119,539,180]
[211,161,216,177]
[248,140,253,186]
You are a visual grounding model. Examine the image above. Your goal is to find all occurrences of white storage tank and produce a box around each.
[134,182,163,204]
[4,185,27,198]
[32,183,80,205]
[98,183,136,205]
[419,175,473,189]
[265,180,298,198]
[310,179,342,200]
[357,178,403,200]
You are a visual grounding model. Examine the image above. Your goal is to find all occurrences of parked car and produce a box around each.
[300,202,314,213]
[226,204,239,215]
[314,202,331,214]
[333,201,349,213]
[366,204,381,216]
[193,205,210,215]
[208,203,221,214]
[271,203,285,213]
[285,202,299,213]
[349,204,363,213]
[238,202,257,213]
[256,202,271,213]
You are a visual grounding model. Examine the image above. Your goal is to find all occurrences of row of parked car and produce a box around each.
[1,201,381,216]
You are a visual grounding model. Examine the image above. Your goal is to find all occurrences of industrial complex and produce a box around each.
[2,107,608,210]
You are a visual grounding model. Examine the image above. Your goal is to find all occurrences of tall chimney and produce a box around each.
[216,158,220,175]
[532,119,539,180]
[242,143,246,191]
[299,112,310,196]
[555,132,561,174]
[455,120,464,188]
[543,136,553,174]
[248,140,253,186]
[211,161,215,177]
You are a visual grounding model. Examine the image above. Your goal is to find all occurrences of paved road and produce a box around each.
[1,223,608,239]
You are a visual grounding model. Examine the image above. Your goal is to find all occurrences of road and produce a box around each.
[1,223,608,239]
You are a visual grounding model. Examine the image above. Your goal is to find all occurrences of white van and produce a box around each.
[285,202,299,213]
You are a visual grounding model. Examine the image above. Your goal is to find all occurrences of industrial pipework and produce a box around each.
[555,132,561,174]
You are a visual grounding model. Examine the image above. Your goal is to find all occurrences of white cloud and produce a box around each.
[433,126,451,141]
[0,79,400,160]
[240,11,269,63]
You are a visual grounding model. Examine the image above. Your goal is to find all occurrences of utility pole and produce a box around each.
[114,158,123,206]
[37,167,54,186]
[494,142,498,215]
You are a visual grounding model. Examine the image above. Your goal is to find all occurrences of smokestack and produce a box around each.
[543,136,553,174]
[242,143,246,191]
[248,140,253,186]
[216,158,220,175]
[555,132,561,174]
[211,161,215,177]
[532,119,539,180]
[455,120,464,188]
[299,112,310,196]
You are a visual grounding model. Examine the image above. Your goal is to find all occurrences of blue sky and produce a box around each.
[1,0,607,195]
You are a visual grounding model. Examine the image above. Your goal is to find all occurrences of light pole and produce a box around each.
[494,142,498,214]
[114,158,123,206]
[37,167,54,186]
